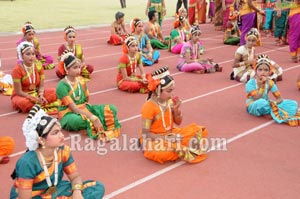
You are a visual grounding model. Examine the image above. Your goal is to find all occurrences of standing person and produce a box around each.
[298,71,300,90]
[239,0,265,46]
[177,26,221,73]
[131,18,160,66]
[56,26,94,79]
[140,66,209,164]
[188,0,207,25]
[208,0,215,23]
[17,22,55,70]
[222,0,238,30]
[176,0,188,14]
[11,41,59,114]
[0,136,14,164]
[145,0,166,27]
[10,105,105,198]
[263,0,277,37]
[214,0,224,30]
[273,0,289,46]
[245,55,300,126]
[56,53,121,141]
[107,11,128,45]
[117,36,148,93]
[144,10,169,49]
[288,0,300,63]
[120,0,126,8]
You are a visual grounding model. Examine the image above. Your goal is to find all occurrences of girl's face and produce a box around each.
[67,61,81,78]
[44,123,64,149]
[160,84,175,101]
[191,32,201,43]
[128,43,138,54]
[153,13,159,21]
[180,10,187,17]
[246,36,257,48]
[22,48,36,65]
[135,23,144,34]
[256,64,271,79]
[66,32,76,45]
[24,31,35,42]
[117,17,124,24]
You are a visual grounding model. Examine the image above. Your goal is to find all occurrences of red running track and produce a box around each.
[0,20,299,198]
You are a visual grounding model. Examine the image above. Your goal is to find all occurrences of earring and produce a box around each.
[42,145,46,149]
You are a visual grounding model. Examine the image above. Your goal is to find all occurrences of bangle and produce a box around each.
[258,88,264,94]
[38,90,44,97]
[72,183,83,191]
[90,115,98,122]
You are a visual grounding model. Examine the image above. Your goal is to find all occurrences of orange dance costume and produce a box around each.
[140,66,208,164]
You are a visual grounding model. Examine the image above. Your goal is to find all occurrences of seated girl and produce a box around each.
[246,55,300,126]
[0,60,13,96]
[176,5,191,31]
[10,105,105,198]
[144,10,169,50]
[107,11,128,45]
[223,10,240,45]
[253,54,283,82]
[177,26,221,73]
[56,53,121,141]
[231,29,257,82]
[232,29,282,82]
[140,66,208,164]
[131,18,160,66]
[170,16,189,54]
[56,26,94,79]
[16,22,55,70]
[117,35,148,93]
[11,42,59,114]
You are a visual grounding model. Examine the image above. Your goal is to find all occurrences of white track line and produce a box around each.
[103,120,275,199]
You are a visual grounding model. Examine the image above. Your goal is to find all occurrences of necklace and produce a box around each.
[134,34,142,52]
[191,41,198,59]
[128,54,137,75]
[66,44,75,53]
[158,100,172,131]
[23,63,36,90]
[38,149,58,195]
[152,22,158,38]
[65,76,81,101]
[179,29,185,41]
[245,45,254,61]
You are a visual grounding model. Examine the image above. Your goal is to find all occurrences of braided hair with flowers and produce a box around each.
[146,66,174,100]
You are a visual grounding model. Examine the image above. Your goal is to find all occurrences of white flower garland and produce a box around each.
[17,41,34,62]
[22,108,47,151]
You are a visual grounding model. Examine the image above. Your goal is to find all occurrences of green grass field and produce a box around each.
[0,0,178,33]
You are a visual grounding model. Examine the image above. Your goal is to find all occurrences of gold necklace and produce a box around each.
[38,149,58,195]
[23,63,36,90]
[65,76,81,100]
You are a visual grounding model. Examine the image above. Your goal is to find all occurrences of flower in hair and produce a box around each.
[22,105,47,151]
[17,41,34,62]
